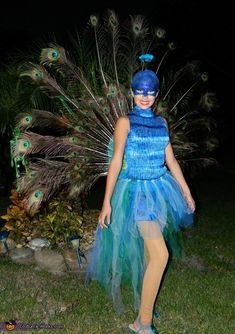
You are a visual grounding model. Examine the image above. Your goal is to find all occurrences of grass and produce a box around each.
[0,163,234,334]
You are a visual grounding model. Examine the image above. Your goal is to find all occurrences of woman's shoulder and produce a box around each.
[118,115,129,120]
[116,115,130,125]
[115,115,130,132]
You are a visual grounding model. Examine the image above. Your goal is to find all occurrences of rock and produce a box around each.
[34,248,66,274]
[0,238,16,254]
[9,247,35,264]
[28,238,50,251]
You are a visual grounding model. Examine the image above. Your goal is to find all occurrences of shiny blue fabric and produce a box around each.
[118,106,169,180]
[85,106,194,314]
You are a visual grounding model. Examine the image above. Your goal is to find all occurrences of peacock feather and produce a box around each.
[11,9,218,215]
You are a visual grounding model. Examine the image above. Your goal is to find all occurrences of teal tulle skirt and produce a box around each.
[85,171,194,314]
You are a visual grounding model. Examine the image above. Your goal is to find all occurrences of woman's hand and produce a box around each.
[184,192,196,213]
[98,202,112,229]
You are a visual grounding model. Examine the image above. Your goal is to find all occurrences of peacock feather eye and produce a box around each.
[23,140,31,148]
[155,28,166,39]
[133,24,141,35]
[70,152,79,157]
[109,13,118,28]
[76,162,82,169]
[82,157,89,163]
[107,85,117,99]
[131,15,146,37]
[75,126,85,133]
[84,138,92,145]
[187,63,199,76]
[98,97,105,104]
[127,89,133,98]
[79,169,85,177]
[168,42,176,50]
[32,69,43,81]
[90,15,98,27]
[118,100,124,109]
[48,49,60,61]
[34,191,42,199]
[69,136,79,144]
[201,92,217,111]
[87,100,96,108]
[161,101,168,108]
[21,115,32,125]
[157,100,168,113]
[30,171,37,177]
[201,72,208,82]
[103,106,110,114]
[25,116,32,123]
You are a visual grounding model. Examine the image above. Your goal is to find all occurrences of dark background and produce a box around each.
[0,0,234,157]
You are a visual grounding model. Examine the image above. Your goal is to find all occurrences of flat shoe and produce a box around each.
[128,317,157,334]
[153,310,161,323]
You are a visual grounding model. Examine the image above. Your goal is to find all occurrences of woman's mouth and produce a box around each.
[140,101,149,105]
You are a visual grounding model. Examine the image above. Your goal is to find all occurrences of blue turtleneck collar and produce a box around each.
[133,106,155,118]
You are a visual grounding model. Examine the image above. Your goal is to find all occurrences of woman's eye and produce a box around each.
[136,89,143,94]
[147,91,155,95]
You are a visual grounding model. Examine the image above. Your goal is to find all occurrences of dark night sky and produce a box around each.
[0,0,234,154]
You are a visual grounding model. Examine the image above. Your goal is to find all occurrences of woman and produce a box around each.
[86,68,195,334]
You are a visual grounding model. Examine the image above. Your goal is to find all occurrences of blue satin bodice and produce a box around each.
[117,106,169,180]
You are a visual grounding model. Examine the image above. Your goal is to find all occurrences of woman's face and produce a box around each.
[133,90,158,109]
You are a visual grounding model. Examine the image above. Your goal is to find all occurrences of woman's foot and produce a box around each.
[128,316,158,333]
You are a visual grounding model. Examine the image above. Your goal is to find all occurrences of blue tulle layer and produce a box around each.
[85,171,194,314]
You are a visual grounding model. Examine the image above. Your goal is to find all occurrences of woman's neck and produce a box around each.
[133,105,155,118]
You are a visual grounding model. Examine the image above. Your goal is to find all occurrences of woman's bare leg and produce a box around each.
[131,221,169,332]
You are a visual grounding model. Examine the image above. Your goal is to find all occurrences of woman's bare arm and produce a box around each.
[98,116,130,227]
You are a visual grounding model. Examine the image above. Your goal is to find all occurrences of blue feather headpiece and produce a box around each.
[139,54,155,63]
[131,54,159,95]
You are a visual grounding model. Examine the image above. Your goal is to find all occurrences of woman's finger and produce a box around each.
[189,199,195,212]
[98,216,108,229]
[104,215,111,226]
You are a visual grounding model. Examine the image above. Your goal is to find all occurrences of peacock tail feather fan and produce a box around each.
[12,10,218,214]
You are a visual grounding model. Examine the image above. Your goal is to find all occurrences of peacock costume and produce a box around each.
[85,69,194,313]
[8,12,217,316]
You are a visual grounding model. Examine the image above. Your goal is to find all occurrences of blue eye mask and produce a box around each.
[131,69,159,96]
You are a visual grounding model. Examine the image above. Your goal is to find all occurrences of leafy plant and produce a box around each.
[1,189,32,243]
[1,189,83,247]
[37,194,83,247]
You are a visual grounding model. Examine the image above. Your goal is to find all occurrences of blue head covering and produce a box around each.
[131,69,160,96]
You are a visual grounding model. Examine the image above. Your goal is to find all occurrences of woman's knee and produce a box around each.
[147,239,169,265]
[156,242,169,265]
[162,246,169,264]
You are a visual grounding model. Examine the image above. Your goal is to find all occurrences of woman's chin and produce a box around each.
[139,103,150,109]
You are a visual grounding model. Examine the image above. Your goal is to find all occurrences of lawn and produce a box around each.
[0,161,234,334]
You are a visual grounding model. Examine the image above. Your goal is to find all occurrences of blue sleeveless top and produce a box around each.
[118,106,169,180]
